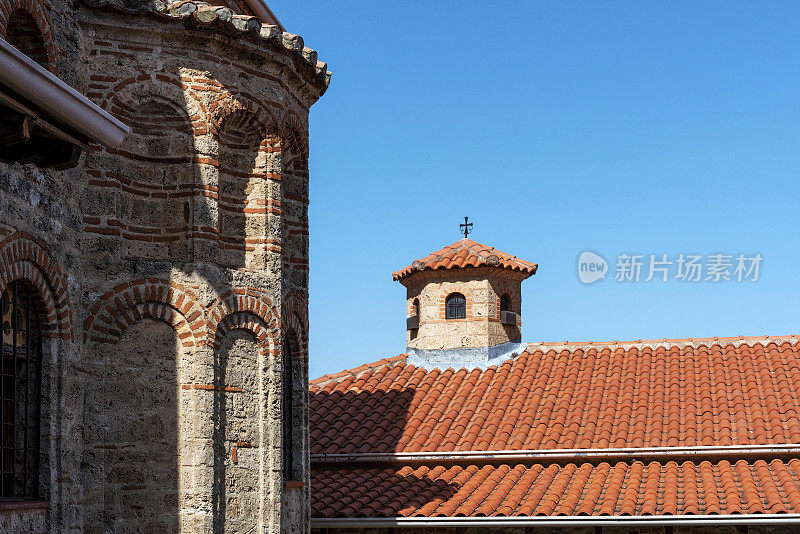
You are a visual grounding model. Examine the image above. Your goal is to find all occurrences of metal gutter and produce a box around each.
[312,444,800,466]
[243,0,285,31]
[0,38,129,148]
[311,514,800,528]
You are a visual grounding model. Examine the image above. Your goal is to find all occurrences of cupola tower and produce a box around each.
[393,238,537,368]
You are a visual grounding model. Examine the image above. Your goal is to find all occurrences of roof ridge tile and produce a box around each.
[392,239,537,281]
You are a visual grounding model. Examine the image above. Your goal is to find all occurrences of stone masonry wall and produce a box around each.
[0,0,324,531]
[404,267,525,351]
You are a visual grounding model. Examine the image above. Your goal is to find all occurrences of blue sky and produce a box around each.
[268,1,800,379]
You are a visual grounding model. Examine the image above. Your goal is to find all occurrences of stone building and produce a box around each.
[394,238,537,366]
[310,239,800,534]
[0,0,329,530]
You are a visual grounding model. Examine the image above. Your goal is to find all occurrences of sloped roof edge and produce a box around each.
[0,39,129,148]
[392,238,537,282]
[310,334,800,387]
[81,0,331,93]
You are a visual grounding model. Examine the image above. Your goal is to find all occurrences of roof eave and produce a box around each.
[0,39,129,148]
[394,264,537,285]
[81,0,331,95]
[312,514,800,528]
[244,0,285,31]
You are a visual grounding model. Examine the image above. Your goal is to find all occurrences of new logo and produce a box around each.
[578,251,608,284]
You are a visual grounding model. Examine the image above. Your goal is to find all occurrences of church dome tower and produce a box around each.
[393,238,537,368]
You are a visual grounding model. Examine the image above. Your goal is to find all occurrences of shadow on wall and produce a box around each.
[82,319,180,531]
[213,329,261,533]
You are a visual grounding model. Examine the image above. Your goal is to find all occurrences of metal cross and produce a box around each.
[460,216,473,239]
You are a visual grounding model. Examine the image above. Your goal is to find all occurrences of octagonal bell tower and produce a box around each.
[393,238,537,369]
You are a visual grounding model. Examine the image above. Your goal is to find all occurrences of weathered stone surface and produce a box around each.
[0,0,322,530]
[401,266,528,352]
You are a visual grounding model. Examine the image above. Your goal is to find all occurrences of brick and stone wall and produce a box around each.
[0,0,326,531]
[402,267,526,351]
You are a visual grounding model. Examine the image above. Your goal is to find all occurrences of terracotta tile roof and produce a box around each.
[311,337,800,454]
[310,335,800,520]
[392,238,537,282]
[313,459,800,517]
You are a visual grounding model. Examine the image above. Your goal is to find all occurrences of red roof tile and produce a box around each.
[310,335,800,519]
[392,238,537,282]
[311,337,800,454]
[313,459,800,517]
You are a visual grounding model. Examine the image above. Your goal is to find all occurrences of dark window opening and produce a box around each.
[412,298,420,317]
[500,294,512,313]
[445,293,466,320]
[1,281,42,500]
[282,333,296,480]
[6,10,48,69]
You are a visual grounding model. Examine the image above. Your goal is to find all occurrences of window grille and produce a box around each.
[1,281,41,500]
[445,293,466,320]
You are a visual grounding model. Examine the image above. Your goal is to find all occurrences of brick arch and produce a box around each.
[0,0,56,73]
[212,311,275,357]
[206,287,279,349]
[0,232,72,340]
[439,285,473,320]
[496,292,516,318]
[280,110,308,144]
[84,279,204,347]
[209,91,276,137]
[104,75,206,131]
[280,111,308,168]
[282,290,308,360]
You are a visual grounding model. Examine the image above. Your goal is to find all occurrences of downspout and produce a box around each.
[243,0,285,31]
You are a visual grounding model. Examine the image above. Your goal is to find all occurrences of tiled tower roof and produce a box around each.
[392,238,537,282]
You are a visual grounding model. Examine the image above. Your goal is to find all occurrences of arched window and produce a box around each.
[282,333,297,480]
[5,9,49,69]
[500,294,512,313]
[445,292,466,320]
[1,281,42,499]
[412,298,420,317]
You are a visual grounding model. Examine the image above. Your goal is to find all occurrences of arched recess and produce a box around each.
[281,290,307,485]
[0,232,72,341]
[216,109,277,270]
[0,0,57,73]
[208,291,278,533]
[0,233,71,523]
[89,83,198,261]
[205,287,279,350]
[279,113,310,286]
[82,318,182,532]
[438,285,471,321]
[82,278,202,531]
[282,290,308,362]
[211,320,266,533]
[83,278,203,347]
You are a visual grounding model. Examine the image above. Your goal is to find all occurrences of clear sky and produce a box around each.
[268,1,800,380]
